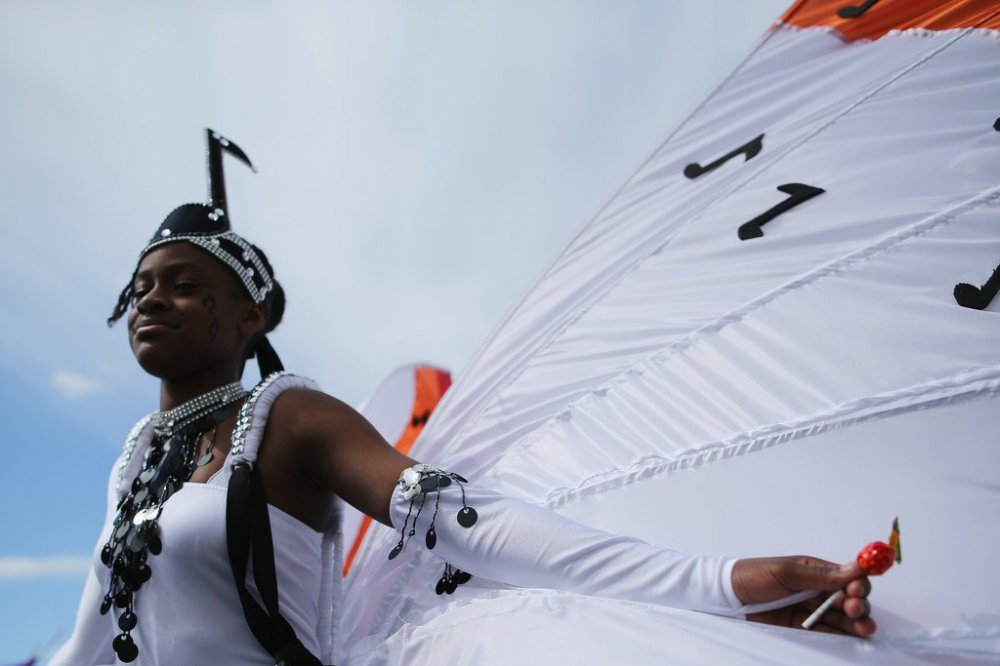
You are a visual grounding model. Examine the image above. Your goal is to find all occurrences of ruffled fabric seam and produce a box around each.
[496,183,1000,470]
[538,365,1000,510]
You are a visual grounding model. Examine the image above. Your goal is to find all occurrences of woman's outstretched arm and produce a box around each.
[268,387,874,636]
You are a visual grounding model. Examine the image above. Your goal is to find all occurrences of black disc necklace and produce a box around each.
[100,381,247,662]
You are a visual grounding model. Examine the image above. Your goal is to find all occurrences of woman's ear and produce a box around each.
[239,301,267,337]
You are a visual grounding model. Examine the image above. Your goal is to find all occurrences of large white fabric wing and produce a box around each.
[343,1,1000,663]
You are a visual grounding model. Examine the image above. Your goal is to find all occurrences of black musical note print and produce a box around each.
[993,117,999,132]
[684,134,765,179]
[738,183,825,240]
[954,263,1000,310]
[837,0,880,19]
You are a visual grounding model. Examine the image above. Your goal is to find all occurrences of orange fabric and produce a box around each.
[343,367,452,575]
[779,0,1000,41]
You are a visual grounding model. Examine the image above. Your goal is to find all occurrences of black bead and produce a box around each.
[445,578,458,595]
[114,589,132,608]
[388,542,404,561]
[100,544,113,566]
[425,527,437,550]
[121,568,138,590]
[126,530,146,553]
[137,563,152,583]
[100,596,112,615]
[454,569,472,585]
[118,611,138,631]
[437,475,452,488]
[456,506,478,528]
[419,475,442,492]
[113,633,138,662]
[147,530,162,555]
[435,577,447,595]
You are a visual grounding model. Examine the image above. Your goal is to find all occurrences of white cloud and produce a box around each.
[51,371,103,399]
[0,555,90,579]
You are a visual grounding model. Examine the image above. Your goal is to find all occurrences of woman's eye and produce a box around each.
[175,282,197,291]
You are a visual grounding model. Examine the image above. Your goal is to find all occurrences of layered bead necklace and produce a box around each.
[99,381,248,662]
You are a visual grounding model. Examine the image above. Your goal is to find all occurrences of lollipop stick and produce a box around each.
[802,590,844,629]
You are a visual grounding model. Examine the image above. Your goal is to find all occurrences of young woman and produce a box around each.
[51,131,875,665]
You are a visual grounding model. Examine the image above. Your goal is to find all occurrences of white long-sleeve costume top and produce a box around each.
[53,373,760,665]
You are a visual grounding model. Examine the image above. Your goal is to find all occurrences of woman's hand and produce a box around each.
[732,556,875,637]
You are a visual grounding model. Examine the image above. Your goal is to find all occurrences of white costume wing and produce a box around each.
[343,1,1000,662]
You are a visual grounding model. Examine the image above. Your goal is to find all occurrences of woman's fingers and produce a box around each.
[800,594,877,636]
[845,576,872,599]
[843,595,871,619]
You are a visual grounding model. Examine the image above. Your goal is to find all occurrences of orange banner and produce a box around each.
[780,0,1000,41]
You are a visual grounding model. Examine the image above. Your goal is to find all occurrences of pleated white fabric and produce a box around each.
[343,5,1000,663]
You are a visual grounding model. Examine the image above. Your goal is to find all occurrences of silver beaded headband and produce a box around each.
[135,229,273,304]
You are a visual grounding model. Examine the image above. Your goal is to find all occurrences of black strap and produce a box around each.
[227,461,324,666]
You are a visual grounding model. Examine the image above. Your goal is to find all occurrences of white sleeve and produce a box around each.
[48,462,120,666]
[387,465,755,617]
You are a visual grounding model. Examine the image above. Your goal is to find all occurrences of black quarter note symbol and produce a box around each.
[838,0,880,19]
[738,183,825,240]
[684,134,764,179]
[954,262,1000,310]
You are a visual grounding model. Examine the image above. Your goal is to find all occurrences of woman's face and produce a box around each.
[127,243,264,381]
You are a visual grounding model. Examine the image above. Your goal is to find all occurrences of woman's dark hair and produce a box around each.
[240,244,285,377]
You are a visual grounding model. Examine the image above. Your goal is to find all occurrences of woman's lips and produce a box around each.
[132,322,179,339]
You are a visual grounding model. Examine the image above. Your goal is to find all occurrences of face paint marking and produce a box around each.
[208,320,220,341]
[202,296,216,313]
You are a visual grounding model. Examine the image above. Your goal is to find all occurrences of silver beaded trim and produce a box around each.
[231,371,290,456]
[137,230,273,303]
[397,463,446,500]
[118,414,153,485]
[152,381,247,436]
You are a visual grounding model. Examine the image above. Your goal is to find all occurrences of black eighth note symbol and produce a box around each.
[838,0,880,19]
[954,263,1000,310]
[684,134,764,179]
[738,183,825,240]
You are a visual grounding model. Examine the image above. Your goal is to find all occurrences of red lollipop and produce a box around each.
[802,518,901,629]
[857,541,895,575]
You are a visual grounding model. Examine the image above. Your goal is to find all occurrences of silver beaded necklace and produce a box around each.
[151,381,247,437]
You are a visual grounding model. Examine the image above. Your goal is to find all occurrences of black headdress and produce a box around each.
[109,129,284,376]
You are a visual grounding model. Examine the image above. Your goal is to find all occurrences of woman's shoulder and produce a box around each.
[263,378,368,447]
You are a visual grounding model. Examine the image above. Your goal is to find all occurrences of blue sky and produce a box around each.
[0,2,789,662]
